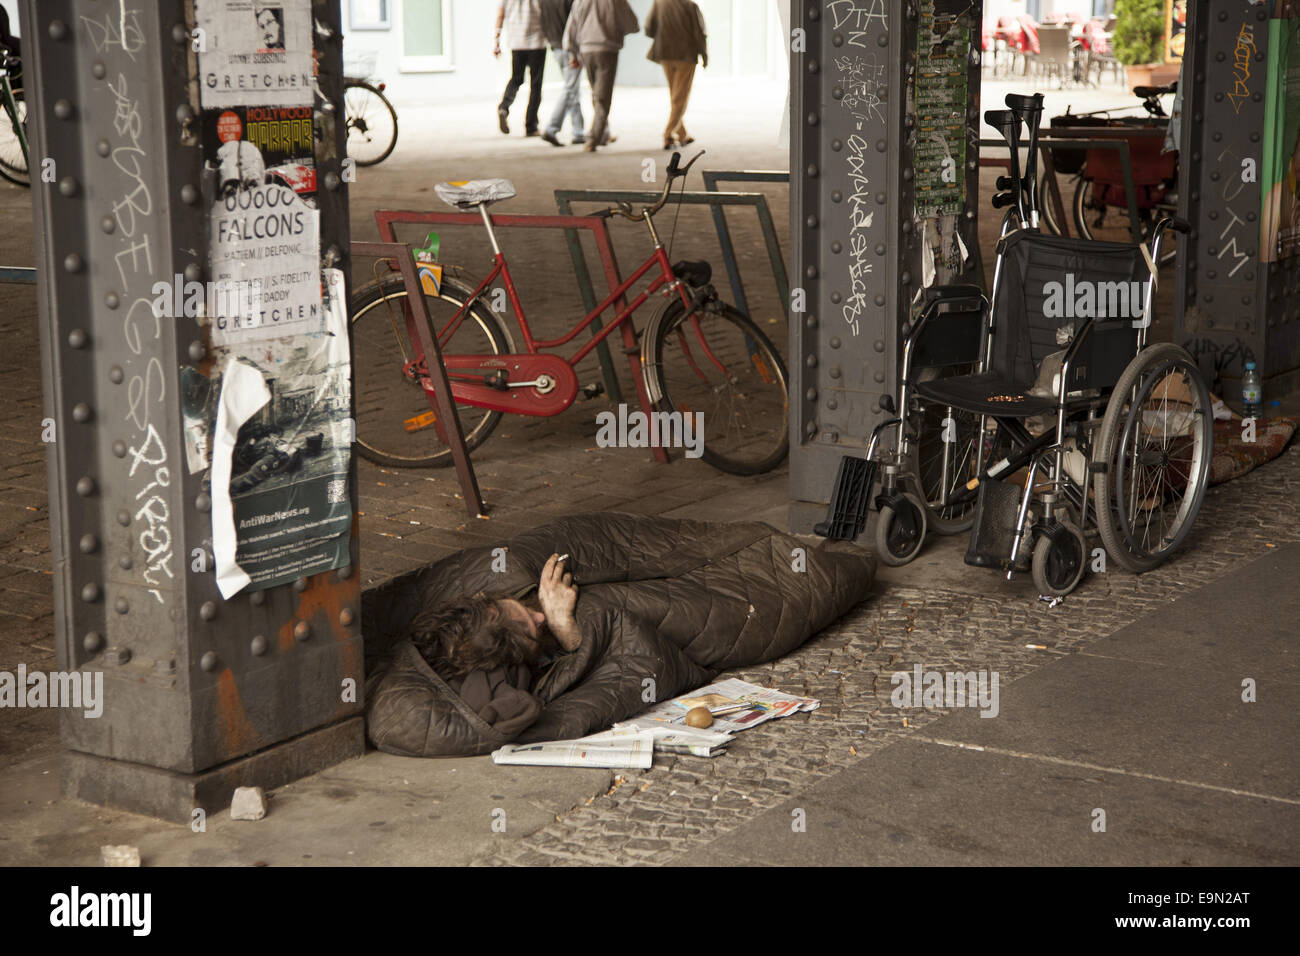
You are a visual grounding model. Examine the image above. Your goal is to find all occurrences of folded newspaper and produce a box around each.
[492,680,819,768]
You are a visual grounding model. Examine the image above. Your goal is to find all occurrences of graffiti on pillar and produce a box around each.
[913,0,970,219]
[842,134,875,337]
[835,53,887,129]
[98,58,176,605]
[1227,23,1257,114]
[826,1,889,48]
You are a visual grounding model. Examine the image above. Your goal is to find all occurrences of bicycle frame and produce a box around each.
[445,204,695,366]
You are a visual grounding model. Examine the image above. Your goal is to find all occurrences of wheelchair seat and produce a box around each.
[914,371,1055,418]
[434,178,517,209]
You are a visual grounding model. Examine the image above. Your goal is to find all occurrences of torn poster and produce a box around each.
[210,270,353,597]
[197,0,314,108]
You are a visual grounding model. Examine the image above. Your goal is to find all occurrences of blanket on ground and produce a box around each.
[363,513,875,757]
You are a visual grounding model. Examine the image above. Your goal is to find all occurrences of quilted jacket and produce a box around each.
[363,513,875,756]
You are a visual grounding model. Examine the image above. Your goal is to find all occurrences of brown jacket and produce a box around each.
[644,0,708,66]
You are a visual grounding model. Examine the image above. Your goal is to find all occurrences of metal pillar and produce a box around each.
[1177,0,1300,399]
[27,0,363,823]
[789,0,985,532]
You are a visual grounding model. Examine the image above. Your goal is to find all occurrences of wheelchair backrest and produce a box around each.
[990,230,1151,388]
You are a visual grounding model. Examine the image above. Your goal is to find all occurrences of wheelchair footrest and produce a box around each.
[814,456,878,541]
[965,478,1030,571]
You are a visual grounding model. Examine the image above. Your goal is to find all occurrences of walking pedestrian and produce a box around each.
[540,0,585,147]
[494,0,547,137]
[644,0,708,150]
[563,0,640,153]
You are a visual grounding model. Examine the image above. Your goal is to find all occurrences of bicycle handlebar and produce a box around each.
[605,149,706,222]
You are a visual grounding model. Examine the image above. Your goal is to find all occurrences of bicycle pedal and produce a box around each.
[580,382,605,399]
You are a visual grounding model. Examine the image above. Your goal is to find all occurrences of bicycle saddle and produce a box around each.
[434,178,517,209]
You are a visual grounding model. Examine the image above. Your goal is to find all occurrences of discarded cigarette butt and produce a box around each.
[1025,643,1047,650]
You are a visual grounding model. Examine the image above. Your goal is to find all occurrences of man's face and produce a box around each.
[498,598,548,653]
[256,9,282,48]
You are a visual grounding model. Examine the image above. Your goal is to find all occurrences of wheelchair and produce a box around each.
[816,93,1213,598]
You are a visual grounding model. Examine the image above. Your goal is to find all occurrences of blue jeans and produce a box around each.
[545,48,585,141]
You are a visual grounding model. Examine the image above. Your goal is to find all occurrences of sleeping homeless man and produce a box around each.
[363,512,876,757]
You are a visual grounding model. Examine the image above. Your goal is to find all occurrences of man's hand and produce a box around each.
[569,55,581,69]
[494,38,502,58]
[538,553,581,651]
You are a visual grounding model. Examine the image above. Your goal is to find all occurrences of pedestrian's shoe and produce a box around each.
[571,136,586,145]
[541,131,564,147]
[602,134,618,146]
[680,136,695,146]
[663,140,675,150]
[526,130,540,137]
[498,108,510,134]
[582,141,598,152]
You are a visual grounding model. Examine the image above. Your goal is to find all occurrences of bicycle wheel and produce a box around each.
[1073,174,1176,266]
[1093,343,1212,573]
[344,80,398,167]
[643,296,789,475]
[0,88,30,187]
[1039,170,1066,236]
[350,274,510,468]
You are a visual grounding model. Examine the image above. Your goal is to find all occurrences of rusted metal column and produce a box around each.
[27,0,363,823]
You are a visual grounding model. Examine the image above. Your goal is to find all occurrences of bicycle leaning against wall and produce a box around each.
[348,150,790,476]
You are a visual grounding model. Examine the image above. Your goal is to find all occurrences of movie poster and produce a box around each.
[1166,0,1187,62]
[196,0,315,108]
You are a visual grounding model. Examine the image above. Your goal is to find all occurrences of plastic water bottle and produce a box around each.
[1242,362,1262,419]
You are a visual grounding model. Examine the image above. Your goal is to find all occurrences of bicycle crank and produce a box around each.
[435,353,578,416]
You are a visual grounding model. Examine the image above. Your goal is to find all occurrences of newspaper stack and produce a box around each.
[491,679,819,768]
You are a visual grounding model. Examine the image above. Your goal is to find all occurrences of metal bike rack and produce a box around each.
[0,266,36,283]
[373,208,669,463]
[351,239,486,518]
[553,187,790,327]
[699,170,792,321]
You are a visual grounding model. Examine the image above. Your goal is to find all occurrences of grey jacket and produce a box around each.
[539,0,574,50]
[645,0,708,66]
[563,0,640,54]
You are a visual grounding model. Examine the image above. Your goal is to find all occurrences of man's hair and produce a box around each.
[410,593,535,683]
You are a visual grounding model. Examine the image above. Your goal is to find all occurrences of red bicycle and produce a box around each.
[348,151,790,475]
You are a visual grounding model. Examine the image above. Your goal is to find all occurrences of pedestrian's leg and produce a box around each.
[545,50,568,137]
[524,49,545,135]
[674,62,696,142]
[499,50,527,132]
[596,52,618,146]
[661,64,677,145]
[585,56,607,149]
[566,58,586,142]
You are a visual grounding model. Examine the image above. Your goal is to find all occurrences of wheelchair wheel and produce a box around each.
[1093,343,1212,573]
[1031,519,1088,596]
[873,491,928,566]
[909,369,991,535]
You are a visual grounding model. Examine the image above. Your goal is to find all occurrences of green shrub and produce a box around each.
[1113,0,1166,66]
